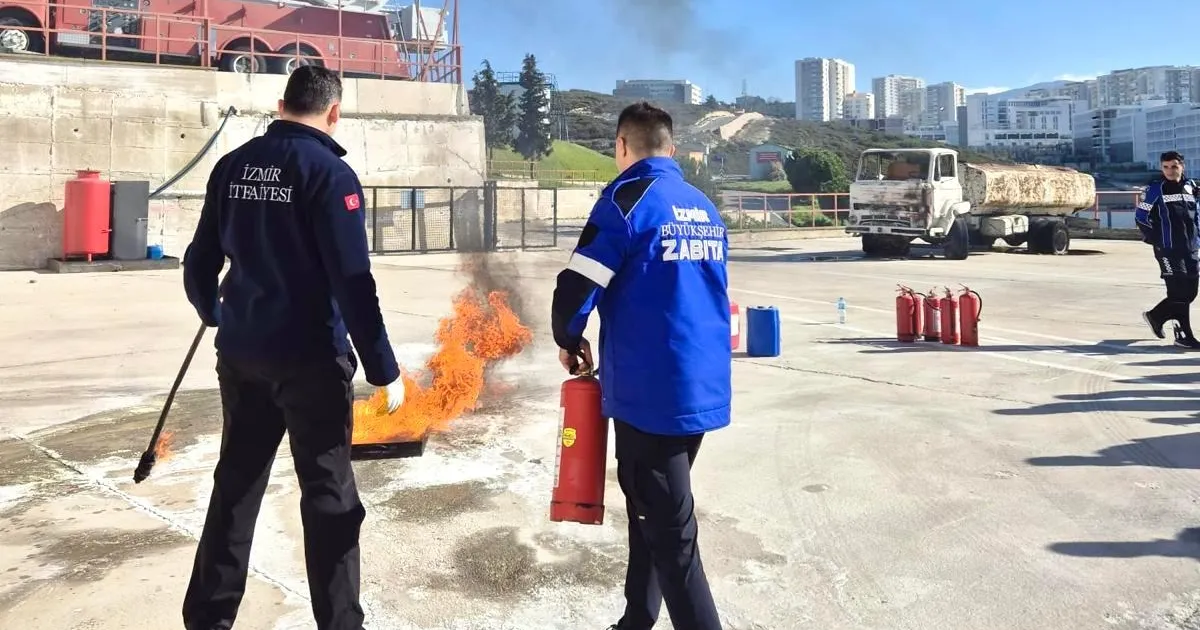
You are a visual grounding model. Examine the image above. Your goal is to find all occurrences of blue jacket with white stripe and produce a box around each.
[549,156,732,436]
[1135,178,1200,253]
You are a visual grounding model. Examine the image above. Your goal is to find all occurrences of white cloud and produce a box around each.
[962,86,1009,95]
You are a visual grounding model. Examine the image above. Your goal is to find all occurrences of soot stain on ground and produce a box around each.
[35,389,223,465]
[377,481,500,523]
[0,438,63,487]
[38,526,191,582]
[702,512,788,571]
[432,526,625,600]
[0,439,81,520]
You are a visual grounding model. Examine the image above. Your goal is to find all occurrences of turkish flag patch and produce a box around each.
[344,193,361,211]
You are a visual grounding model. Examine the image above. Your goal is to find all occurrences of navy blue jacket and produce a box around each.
[550,156,732,436]
[1135,178,1199,254]
[183,120,400,386]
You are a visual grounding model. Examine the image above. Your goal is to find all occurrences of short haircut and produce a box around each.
[282,66,342,116]
[617,101,673,154]
[1161,150,1185,163]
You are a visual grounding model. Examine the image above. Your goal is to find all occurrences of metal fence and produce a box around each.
[719,190,1155,232]
[720,192,851,231]
[361,184,561,254]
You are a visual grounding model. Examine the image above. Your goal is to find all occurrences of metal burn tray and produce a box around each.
[350,434,428,460]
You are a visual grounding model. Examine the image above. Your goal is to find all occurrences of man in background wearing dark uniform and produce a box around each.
[550,101,730,630]
[1138,150,1200,349]
[180,66,404,630]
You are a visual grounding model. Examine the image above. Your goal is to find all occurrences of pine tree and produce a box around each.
[515,53,554,161]
[469,60,516,159]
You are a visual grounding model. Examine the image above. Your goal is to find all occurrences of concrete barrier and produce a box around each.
[0,57,485,269]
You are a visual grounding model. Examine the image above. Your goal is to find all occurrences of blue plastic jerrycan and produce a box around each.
[745,306,781,357]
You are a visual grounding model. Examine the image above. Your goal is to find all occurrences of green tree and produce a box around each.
[783,147,849,193]
[703,94,719,110]
[515,53,554,161]
[676,156,720,207]
[468,60,516,159]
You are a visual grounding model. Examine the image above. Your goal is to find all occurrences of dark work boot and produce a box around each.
[1174,325,1200,349]
[1144,310,1166,339]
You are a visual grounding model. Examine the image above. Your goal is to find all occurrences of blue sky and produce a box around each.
[457,0,1182,101]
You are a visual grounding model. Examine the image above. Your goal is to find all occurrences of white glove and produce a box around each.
[382,379,405,413]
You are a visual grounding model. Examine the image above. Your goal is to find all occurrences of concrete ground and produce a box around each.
[3,236,1200,629]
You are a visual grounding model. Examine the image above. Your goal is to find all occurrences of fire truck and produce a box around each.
[0,0,454,80]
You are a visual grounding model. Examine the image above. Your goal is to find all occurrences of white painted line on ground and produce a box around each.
[732,287,1165,357]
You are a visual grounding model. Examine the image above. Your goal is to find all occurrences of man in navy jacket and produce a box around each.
[1138,151,1200,349]
[551,101,729,630]
[181,66,402,630]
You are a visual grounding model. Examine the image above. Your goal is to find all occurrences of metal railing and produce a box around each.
[486,160,609,186]
[0,0,461,83]
[721,193,850,231]
[361,184,561,253]
[720,190,1158,232]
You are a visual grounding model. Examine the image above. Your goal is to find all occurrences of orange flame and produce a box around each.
[352,286,532,444]
[155,430,175,462]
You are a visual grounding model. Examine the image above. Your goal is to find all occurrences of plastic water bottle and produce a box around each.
[836,297,847,324]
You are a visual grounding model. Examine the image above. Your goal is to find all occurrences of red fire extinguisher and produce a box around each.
[895,286,917,342]
[939,287,959,345]
[958,286,983,347]
[923,289,941,341]
[911,289,925,340]
[550,368,607,525]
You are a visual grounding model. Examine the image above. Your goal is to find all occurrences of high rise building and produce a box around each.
[843,91,875,120]
[872,74,925,121]
[794,57,856,121]
[925,82,966,123]
[1095,66,1196,106]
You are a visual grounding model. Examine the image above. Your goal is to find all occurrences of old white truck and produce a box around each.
[845,147,1098,259]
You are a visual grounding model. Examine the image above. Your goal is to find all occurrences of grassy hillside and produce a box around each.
[713,119,1008,183]
[552,89,1012,182]
[556,89,717,155]
[489,140,618,183]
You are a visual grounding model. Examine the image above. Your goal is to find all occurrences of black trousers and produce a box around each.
[613,419,722,630]
[182,352,366,630]
[1149,248,1200,337]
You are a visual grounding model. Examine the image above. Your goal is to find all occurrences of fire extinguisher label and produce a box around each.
[561,427,577,448]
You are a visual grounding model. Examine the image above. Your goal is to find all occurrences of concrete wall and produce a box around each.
[0,57,486,269]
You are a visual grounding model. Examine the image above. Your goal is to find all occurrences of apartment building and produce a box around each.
[612,79,703,105]
[843,91,875,120]
[1095,66,1196,107]
[924,81,965,123]
[794,57,856,121]
[872,74,925,123]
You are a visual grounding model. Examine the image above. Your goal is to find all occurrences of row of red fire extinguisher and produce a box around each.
[896,285,982,347]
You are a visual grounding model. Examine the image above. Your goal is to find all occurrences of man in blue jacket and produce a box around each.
[180,66,403,630]
[551,101,729,630]
[1138,150,1200,349]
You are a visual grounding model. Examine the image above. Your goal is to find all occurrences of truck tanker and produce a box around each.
[845,147,1098,259]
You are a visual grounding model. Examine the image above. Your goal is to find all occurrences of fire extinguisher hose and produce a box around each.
[132,321,208,483]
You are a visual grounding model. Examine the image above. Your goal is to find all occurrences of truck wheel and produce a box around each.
[862,234,885,257]
[0,16,44,53]
[1028,219,1069,255]
[943,217,970,260]
[219,46,262,74]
